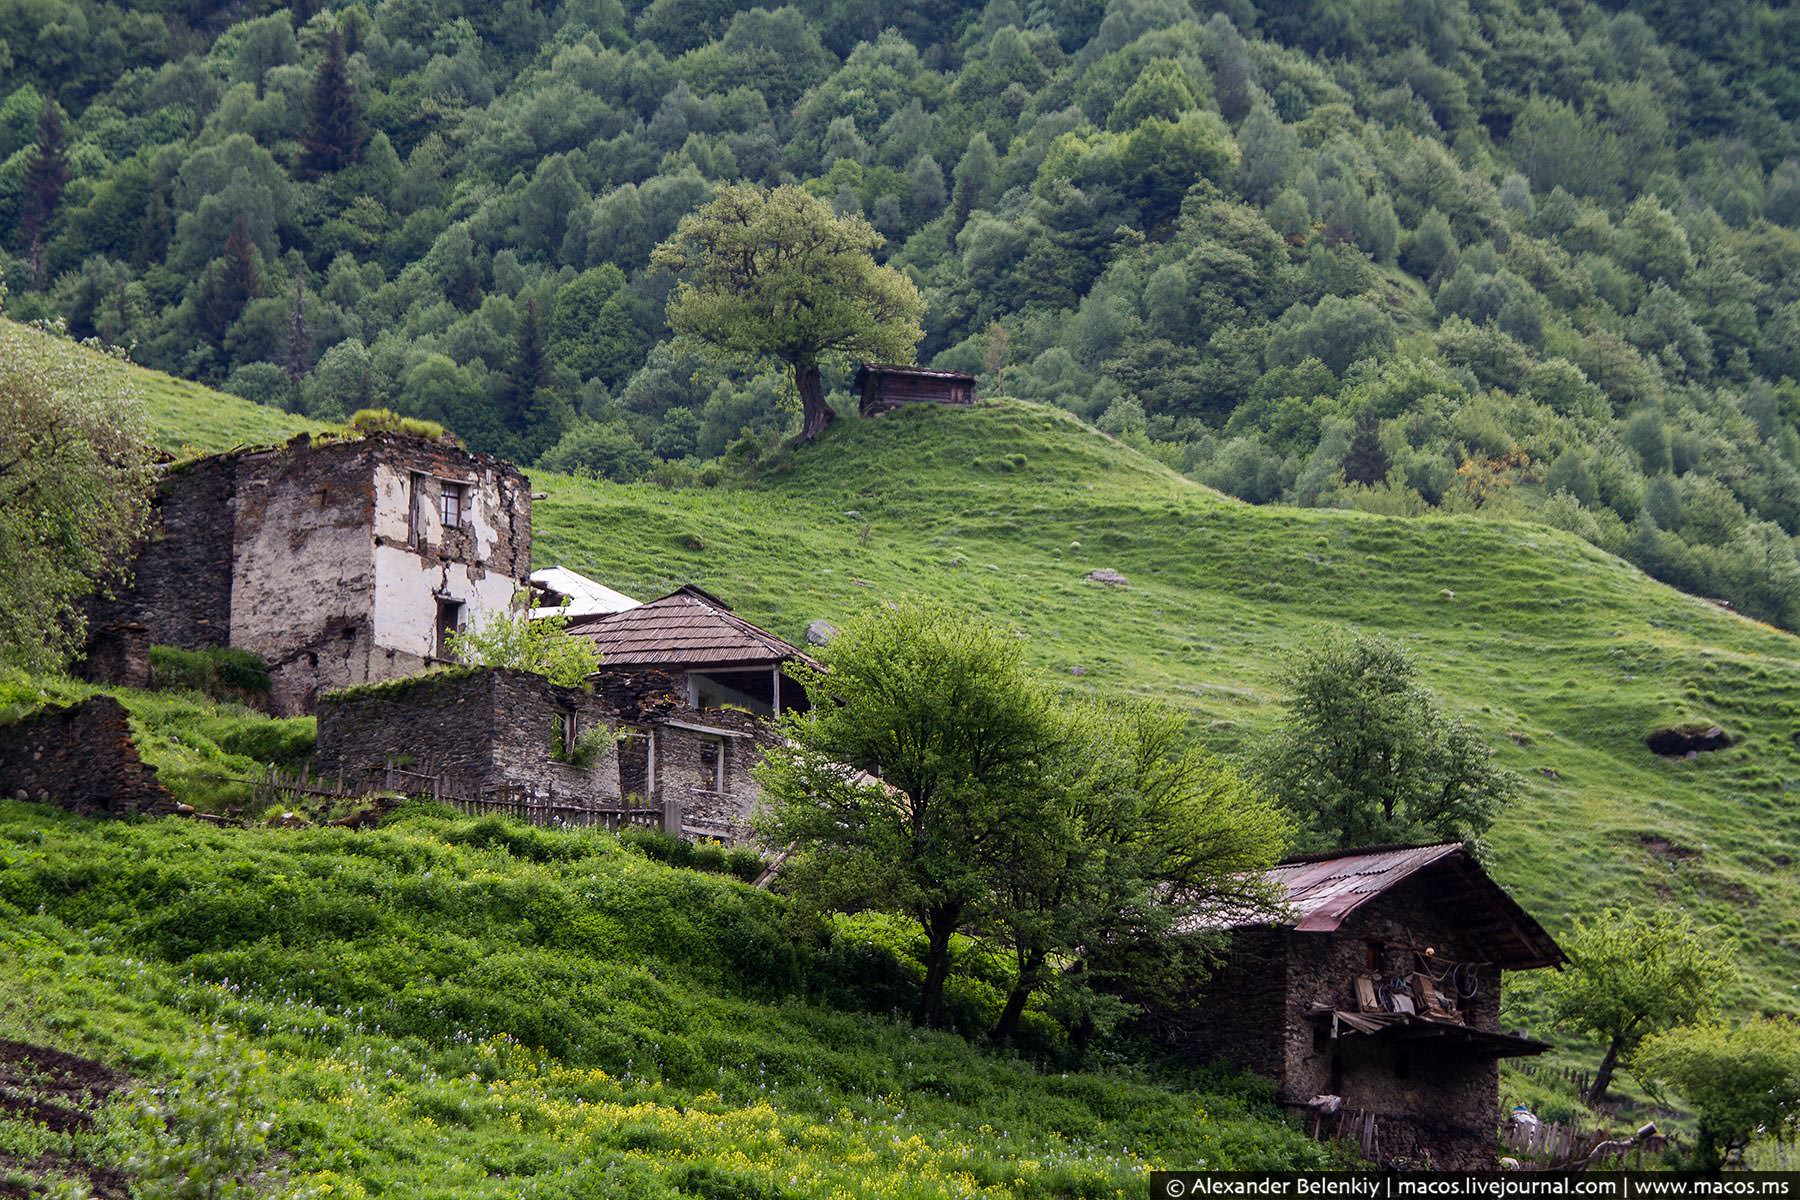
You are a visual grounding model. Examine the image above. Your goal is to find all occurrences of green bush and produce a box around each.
[147,645,270,700]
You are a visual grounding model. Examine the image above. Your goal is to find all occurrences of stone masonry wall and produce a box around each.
[1145,927,1291,1082]
[317,668,618,806]
[1280,871,1508,1169]
[84,455,239,689]
[0,696,170,816]
[652,709,768,843]
[86,433,533,717]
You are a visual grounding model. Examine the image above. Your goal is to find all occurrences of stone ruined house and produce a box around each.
[84,432,530,716]
[565,586,818,843]
[1161,843,1565,1169]
[314,666,634,816]
[310,585,816,844]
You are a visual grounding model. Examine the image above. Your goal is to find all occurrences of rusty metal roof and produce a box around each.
[1245,843,1565,970]
[567,586,818,669]
[1274,843,1466,931]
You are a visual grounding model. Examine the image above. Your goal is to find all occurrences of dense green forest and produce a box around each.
[8,0,1800,626]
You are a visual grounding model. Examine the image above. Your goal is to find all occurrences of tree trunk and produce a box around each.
[991,949,1045,1044]
[794,358,835,442]
[918,908,959,1029]
[1586,1035,1624,1107]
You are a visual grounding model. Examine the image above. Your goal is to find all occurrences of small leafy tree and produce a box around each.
[981,702,1291,1044]
[0,322,157,672]
[1262,631,1518,852]
[1635,1017,1800,1168]
[755,600,1061,1028]
[446,596,601,687]
[652,184,925,441]
[1540,906,1731,1106]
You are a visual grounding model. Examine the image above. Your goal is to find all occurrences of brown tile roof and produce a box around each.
[567,586,818,669]
[1215,843,1565,971]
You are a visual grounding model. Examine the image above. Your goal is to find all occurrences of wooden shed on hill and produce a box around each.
[854,364,976,416]
[1160,843,1565,1169]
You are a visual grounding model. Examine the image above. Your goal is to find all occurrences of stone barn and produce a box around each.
[854,364,976,417]
[85,431,530,716]
[315,667,626,811]
[566,586,817,842]
[1162,843,1565,1169]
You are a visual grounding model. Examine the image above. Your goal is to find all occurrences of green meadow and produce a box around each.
[3,329,1798,1192]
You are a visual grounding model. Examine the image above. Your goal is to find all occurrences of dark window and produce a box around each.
[435,598,463,659]
[552,711,577,761]
[697,737,724,790]
[440,482,466,529]
[1365,940,1383,970]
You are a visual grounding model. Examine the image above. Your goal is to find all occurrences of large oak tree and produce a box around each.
[652,184,924,441]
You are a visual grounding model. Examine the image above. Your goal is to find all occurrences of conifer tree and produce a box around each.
[197,215,260,345]
[19,99,70,285]
[300,29,365,176]
[284,273,311,409]
[500,298,548,431]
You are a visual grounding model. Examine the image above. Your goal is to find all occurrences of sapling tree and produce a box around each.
[981,702,1291,1044]
[652,184,925,441]
[754,600,1061,1028]
[1262,631,1518,851]
[1540,905,1731,1106]
[446,595,601,687]
[0,308,157,672]
[1634,1016,1800,1168]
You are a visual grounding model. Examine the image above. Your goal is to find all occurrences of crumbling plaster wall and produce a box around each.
[368,447,530,669]
[229,439,378,715]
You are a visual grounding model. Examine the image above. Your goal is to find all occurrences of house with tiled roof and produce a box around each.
[315,583,813,845]
[558,586,818,842]
[1157,843,1565,1169]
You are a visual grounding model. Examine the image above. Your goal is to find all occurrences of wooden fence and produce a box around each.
[252,763,681,835]
[1308,1107,1381,1162]
[1500,1119,1665,1169]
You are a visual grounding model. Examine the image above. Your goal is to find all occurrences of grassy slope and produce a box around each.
[7,333,1798,1189]
[531,401,1800,1022]
[1,318,326,456]
[0,805,1331,1198]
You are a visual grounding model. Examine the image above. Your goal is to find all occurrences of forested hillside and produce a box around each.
[8,0,1800,631]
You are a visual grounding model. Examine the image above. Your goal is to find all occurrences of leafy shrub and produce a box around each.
[148,645,270,699]
[346,407,454,443]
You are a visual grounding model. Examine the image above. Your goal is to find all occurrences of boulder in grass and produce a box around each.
[1085,568,1129,587]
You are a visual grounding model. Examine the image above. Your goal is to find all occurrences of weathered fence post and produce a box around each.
[661,798,682,837]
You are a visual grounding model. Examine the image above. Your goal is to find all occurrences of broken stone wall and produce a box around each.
[84,455,239,689]
[0,696,170,816]
[317,668,618,806]
[652,709,768,844]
